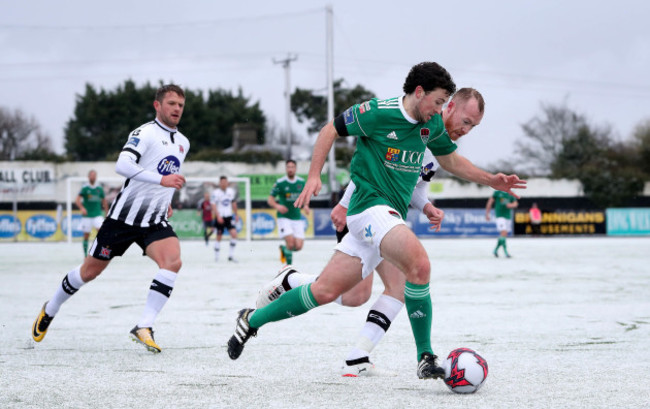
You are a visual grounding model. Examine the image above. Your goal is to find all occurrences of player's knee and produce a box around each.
[311,284,340,305]
[405,257,430,284]
[162,257,182,272]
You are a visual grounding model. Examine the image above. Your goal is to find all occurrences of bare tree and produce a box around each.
[0,107,53,160]
[516,101,647,206]
[514,101,590,176]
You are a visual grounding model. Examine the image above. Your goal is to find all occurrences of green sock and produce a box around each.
[249,284,318,328]
[280,245,288,262]
[502,237,509,255]
[286,249,293,264]
[83,240,88,255]
[495,237,504,252]
[404,281,433,361]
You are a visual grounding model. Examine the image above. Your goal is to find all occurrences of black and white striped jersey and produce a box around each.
[107,119,190,227]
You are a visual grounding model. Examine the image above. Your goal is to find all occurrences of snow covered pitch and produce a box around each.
[1,237,648,408]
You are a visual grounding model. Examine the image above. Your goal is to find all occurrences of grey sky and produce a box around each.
[2,0,649,168]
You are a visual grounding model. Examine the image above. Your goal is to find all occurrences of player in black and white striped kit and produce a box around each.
[32,84,189,353]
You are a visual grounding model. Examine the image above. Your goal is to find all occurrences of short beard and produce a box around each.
[412,110,426,123]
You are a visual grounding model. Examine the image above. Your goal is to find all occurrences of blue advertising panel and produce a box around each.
[60,214,84,238]
[606,208,650,236]
[0,214,21,239]
[313,208,337,237]
[312,208,502,238]
[25,214,58,239]
[407,208,501,237]
[251,211,277,237]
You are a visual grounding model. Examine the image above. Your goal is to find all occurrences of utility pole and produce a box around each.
[273,54,298,160]
[325,5,336,198]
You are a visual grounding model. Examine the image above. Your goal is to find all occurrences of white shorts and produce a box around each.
[80,216,104,233]
[495,217,512,233]
[277,217,306,239]
[335,205,405,279]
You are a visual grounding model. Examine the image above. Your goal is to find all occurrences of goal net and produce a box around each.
[64,176,251,243]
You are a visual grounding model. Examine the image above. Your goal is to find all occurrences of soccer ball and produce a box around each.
[443,348,488,394]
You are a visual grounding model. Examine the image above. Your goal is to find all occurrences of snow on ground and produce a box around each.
[1,237,649,408]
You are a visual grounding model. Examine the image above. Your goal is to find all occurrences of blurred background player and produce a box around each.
[197,191,214,245]
[267,159,310,264]
[31,84,189,353]
[529,202,542,236]
[76,169,108,255]
[486,190,519,257]
[211,176,239,262]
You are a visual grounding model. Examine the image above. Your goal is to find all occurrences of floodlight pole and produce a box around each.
[273,54,298,160]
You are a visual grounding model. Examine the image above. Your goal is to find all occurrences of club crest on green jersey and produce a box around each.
[420,128,430,144]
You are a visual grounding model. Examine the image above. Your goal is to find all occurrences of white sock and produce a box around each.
[287,272,316,289]
[229,239,237,258]
[138,269,177,328]
[214,242,220,260]
[346,294,404,362]
[46,265,85,316]
[285,272,342,304]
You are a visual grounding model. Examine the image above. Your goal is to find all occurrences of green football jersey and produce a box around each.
[492,190,516,219]
[79,184,105,218]
[338,97,457,218]
[270,176,305,220]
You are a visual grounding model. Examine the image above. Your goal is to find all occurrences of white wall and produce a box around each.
[2,160,649,203]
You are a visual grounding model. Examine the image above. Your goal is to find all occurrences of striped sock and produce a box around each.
[346,294,404,361]
[46,265,85,316]
[138,269,177,328]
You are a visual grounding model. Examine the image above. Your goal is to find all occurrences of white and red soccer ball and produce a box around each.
[443,348,489,394]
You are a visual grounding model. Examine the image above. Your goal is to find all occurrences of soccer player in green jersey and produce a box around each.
[486,190,519,257]
[75,170,108,255]
[267,160,310,265]
[256,88,489,376]
[227,62,526,380]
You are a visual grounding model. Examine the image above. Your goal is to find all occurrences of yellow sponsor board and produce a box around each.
[0,208,315,241]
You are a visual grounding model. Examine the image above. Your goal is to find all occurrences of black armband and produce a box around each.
[333,114,350,137]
